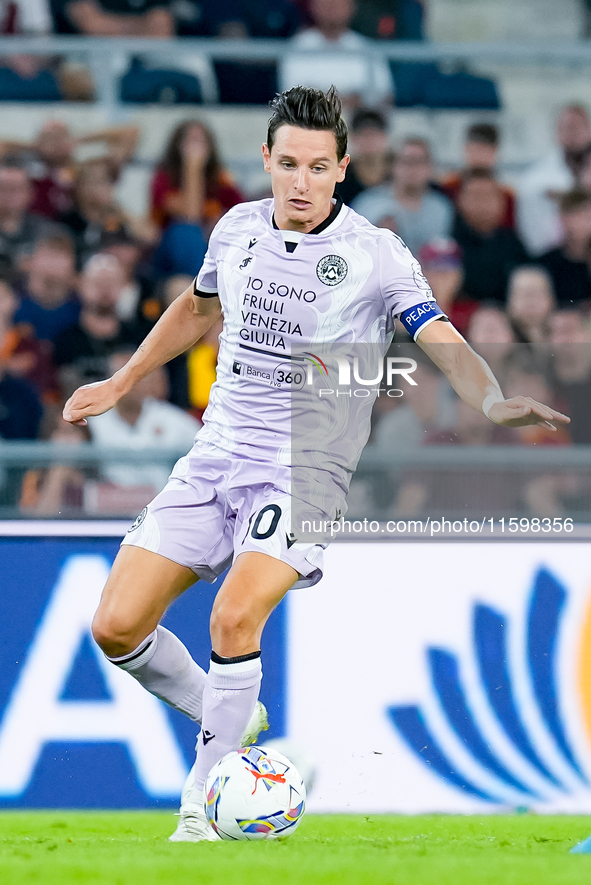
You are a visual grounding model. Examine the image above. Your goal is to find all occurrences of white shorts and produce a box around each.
[121,443,326,588]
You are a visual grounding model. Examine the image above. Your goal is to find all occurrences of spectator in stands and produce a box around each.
[0,160,58,274]
[350,0,425,40]
[512,310,591,514]
[452,169,528,304]
[467,304,516,347]
[280,0,394,107]
[441,122,515,229]
[0,1,95,101]
[176,1,301,104]
[466,303,516,380]
[517,104,591,256]
[0,275,57,401]
[0,357,43,439]
[57,0,173,36]
[418,238,463,315]
[218,0,300,37]
[538,190,591,307]
[151,119,243,237]
[353,137,453,257]
[335,108,390,205]
[100,229,156,326]
[53,253,145,397]
[0,0,52,33]
[59,157,136,268]
[20,418,91,516]
[549,308,591,444]
[174,0,300,37]
[0,121,139,221]
[88,348,200,494]
[506,265,555,345]
[13,235,79,342]
[22,121,76,219]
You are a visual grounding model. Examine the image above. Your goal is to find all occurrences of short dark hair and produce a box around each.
[466,123,499,147]
[267,86,348,161]
[350,107,387,134]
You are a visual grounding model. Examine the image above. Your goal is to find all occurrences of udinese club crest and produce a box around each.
[316,254,348,287]
[128,507,148,532]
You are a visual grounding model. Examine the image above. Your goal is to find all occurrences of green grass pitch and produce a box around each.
[1,812,591,885]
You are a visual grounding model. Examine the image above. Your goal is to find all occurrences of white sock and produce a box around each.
[193,652,262,791]
[107,626,207,722]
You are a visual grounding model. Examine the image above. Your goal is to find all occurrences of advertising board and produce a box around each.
[0,526,285,808]
[288,542,591,813]
[1,526,590,813]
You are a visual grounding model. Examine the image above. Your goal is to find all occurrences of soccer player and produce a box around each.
[63,86,569,841]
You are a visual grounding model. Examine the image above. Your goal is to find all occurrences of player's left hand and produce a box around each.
[487,396,570,431]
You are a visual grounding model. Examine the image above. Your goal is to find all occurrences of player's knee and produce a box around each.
[91,611,142,658]
[210,603,255,651]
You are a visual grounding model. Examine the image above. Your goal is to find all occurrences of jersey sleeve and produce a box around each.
[378,232,447,340]
[194,215,226,295]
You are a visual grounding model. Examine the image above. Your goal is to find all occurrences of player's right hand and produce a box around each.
[62,378,122,426]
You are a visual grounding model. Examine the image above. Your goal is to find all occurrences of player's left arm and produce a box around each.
[416,319,570,431]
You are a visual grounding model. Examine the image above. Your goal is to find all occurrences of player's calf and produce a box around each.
[102,625,207,723]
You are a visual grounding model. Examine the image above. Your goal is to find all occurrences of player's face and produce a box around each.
[263,125,349,232]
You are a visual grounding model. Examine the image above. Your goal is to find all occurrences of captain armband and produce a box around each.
[399,301,447,341]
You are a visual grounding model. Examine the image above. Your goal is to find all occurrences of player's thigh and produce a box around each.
[210,551,298,656]
[92,545,198,654]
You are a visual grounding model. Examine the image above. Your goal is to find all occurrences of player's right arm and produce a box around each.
[63,285,221,426]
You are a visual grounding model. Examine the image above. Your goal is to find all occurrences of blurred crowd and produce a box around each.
[0,113,235,514]
[0,12,589,516]
[0,0,425,105]
[351,102,591,519]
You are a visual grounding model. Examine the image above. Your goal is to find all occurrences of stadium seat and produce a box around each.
[0,67,61,102]
[213,61,278,105]
[120,59,203,104]
[391,62,500,110]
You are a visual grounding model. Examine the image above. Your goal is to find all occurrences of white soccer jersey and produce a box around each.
[194,197,444,505]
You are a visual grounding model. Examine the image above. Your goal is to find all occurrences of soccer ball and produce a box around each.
[205,745,306,840]
[262,738,316,796]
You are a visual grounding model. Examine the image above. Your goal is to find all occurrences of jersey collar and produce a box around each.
[272,195,346,242]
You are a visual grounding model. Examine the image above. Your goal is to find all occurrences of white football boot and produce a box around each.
[168,701,269,842]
